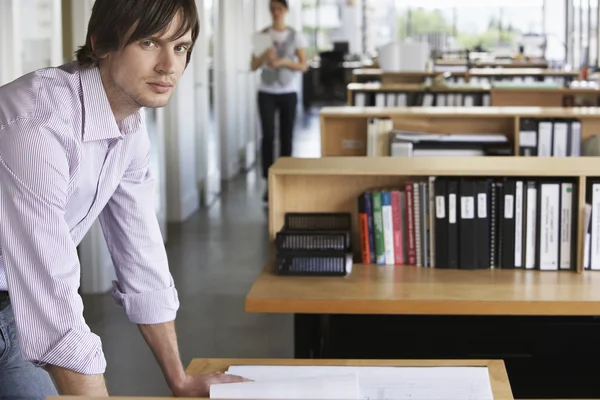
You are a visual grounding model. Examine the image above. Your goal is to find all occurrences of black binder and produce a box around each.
[434,178,448,268]
[475,179,491,269]
[459,178,477,269]
[501,179,516,269]
[446,179,459,269]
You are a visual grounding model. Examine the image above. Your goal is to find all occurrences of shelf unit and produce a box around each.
[267,157,600,275]
[351,68,578,84]
[347,82,600,107]
[319,106,600,157]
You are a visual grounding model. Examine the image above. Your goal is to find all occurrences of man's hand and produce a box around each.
[172,372,250,397]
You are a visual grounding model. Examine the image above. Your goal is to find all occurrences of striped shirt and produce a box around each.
[0,62,179,374]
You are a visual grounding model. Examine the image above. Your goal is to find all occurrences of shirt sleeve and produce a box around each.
[98,129,179,325]
[0,120,106,374]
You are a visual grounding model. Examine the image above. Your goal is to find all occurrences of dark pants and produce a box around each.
[258,91,297,179]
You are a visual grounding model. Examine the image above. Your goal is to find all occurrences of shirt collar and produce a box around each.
[79,66,143,142]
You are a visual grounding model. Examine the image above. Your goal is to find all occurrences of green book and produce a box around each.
[372,191,385,265]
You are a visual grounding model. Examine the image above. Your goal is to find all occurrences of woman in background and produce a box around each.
[251,0,307,203]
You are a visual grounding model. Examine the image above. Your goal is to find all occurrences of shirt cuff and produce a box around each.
[34,328,107,375]
[111,281,180,324]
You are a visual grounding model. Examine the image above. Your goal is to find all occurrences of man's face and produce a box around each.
[98,11,193,110]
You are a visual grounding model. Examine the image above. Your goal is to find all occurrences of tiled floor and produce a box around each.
[81,106,322,395]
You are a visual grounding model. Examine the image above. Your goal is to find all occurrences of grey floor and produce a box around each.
[81,106,323,395]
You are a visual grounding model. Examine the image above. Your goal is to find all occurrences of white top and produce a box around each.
[254,27,307,94]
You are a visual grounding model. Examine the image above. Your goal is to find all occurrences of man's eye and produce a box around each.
[142,41,155,47]
[175,46,188,53]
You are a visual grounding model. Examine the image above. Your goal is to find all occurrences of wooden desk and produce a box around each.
[187,358,513,400]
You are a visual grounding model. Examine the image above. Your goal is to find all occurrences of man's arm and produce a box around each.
[98,129,246,396]
[0,121,108,394]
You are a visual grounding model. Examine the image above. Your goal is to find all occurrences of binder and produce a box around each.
[501,179,516,269]
[588,180,600,270]
[568,119,582,156]
[459,178,477,269]
[552,121,569,156]
[518,118,538,156]
[446,179,459,269]
[536,182,560,270]
[495,180,505,268]
[559,182,575,270]
[523,181,538,269]
[514,181,524,268]
[537,121,553,156]
[475,179,491,269]
[434,178,448,268]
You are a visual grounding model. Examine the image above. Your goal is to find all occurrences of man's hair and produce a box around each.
[75,0,200,68]
[271,0,289,9]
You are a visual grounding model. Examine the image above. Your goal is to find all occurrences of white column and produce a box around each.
[0,0,23,85]
[50,0,63,66]
[194,0,221,206]
[215,0,243,179]
[543,0,568,63]
[339,0,363,54]
[164,66,200,222]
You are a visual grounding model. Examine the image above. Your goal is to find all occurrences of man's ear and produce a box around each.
[90,35,108,59]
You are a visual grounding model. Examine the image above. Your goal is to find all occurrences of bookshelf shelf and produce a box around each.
[319,106,600,157]
[351,68,577,83]
[347,83,600,107]
[247,261,600,316]
[270,156,599,177]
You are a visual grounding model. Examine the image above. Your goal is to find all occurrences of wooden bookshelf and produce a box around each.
[267,157,593,278]
[255,156,600,398]
[347,82,600,107]
[319,106,600,157]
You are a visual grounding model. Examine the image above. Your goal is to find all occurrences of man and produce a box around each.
[0,0,245,398]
